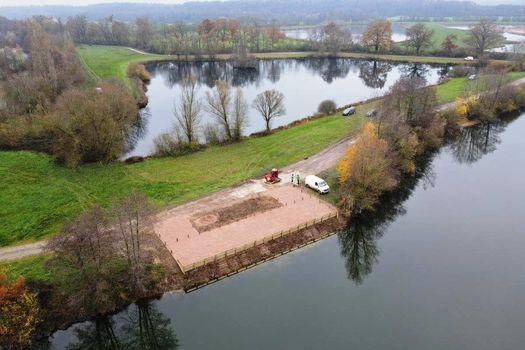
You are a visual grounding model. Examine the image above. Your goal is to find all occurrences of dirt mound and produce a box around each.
[190,195,281,233]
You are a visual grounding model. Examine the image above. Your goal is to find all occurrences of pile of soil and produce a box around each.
[190,195,281,233]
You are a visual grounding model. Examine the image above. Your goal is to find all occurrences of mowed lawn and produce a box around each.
[76,45,173,86]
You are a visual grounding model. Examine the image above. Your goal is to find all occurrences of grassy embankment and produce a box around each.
[1,45,523,280]
[395,23,469,53]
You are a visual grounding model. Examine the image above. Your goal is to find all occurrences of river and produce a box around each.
[126,58,447,157]
[48,111,525,349]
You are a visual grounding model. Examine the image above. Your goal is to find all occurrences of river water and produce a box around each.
[126,59,446,156]
[48,111,525,349]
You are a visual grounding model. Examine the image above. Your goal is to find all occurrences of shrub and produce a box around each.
[127,63,151,82]
[318,99,337,114]
[203,123,223,145]
[447,65,472,78]
[337,122,398,214]
[153,132,200,157]
[50,83,139,167]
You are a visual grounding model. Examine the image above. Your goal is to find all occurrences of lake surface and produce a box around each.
[48,111,525,349]
[127,58,446,156]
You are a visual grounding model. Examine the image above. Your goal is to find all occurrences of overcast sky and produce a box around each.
[0,0,520,7]
[0,0,208,6]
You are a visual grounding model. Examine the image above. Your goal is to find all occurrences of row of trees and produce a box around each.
[66,15,292,56]
[337,77,444,213]
[155,78,286,154]
[309,19,507,57]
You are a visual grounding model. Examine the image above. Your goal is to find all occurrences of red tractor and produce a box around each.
[264,168,281,184]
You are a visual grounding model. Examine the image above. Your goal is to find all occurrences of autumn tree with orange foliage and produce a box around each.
[0,272,41,349]
[361,19,393,53]
[337,122,398,214]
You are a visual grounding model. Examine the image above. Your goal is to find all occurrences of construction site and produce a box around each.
[153,169,340,289]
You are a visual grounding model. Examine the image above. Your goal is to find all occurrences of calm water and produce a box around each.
[127,59,446,156]
[48,112,525,349]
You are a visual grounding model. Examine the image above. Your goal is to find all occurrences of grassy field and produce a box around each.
[436,72,525,103]
[0,254,53,282]
[396,23,469,53]
[0,107,370,247]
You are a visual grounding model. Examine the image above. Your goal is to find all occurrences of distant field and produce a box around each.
[396,22,469,53]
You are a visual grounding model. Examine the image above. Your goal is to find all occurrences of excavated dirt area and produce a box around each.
[190,195,281,233]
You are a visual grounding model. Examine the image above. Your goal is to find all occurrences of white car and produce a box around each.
[464,56,474,61]
[305,175,330,194]
[342,106,356,116]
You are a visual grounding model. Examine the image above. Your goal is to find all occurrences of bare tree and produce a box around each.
[320,22,352,56]
[442,34,458,55]
[206,80,233,140]
[231,88,248,140]
[110,191,154,296]
[252,89,286,134]
[464,19,505,55]
[46,205,117,314]
[174,76,201,145]
[405,23,434,55]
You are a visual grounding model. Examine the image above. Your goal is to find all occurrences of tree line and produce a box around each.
[66,15,296,56]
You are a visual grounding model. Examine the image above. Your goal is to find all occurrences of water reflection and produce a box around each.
[130,58,445,156]
[65,301,178,350]
[400,63,431,79]
[338,153,436,285]
[449,113,520,165]
[357,60,392,88]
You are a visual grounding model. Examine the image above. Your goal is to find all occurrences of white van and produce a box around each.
[305,175,330,194]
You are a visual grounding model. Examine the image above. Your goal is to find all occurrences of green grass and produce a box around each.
[396,23,469,53]
[0,108,369,247]
[436,72,525,103]
[424,23,469,52]
[0,254,53,283]
[76,45,171,88]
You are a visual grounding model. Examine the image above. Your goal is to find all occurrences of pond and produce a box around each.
[48,111,525,349]
[127,58,447,156]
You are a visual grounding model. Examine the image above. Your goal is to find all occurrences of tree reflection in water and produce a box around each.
[153,57,424,89]
[66,301,179,350]
[449,113,519,165]
[338,153,436,285]
[357,60,392,89]
[400,63,430,79]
